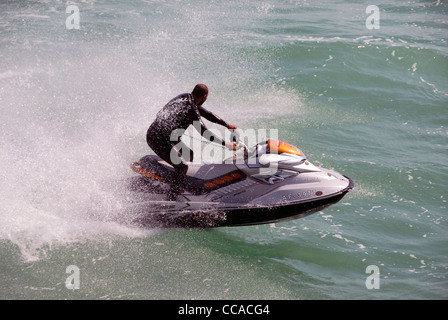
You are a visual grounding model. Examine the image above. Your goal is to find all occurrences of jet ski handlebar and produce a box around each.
[230,130,248,151]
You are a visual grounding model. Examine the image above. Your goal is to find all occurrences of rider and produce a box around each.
[146,84,237,200]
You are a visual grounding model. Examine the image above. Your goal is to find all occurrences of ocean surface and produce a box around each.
[1,0,447,300]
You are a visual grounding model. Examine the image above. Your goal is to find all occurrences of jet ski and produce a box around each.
[126,138,354,228]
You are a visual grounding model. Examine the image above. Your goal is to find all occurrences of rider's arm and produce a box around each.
[197,105,230,128]
[188,107,226,146]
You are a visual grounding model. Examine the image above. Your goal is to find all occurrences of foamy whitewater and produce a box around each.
[0,0,447,299]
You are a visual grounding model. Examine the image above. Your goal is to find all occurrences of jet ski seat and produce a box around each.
[131,155,246,195]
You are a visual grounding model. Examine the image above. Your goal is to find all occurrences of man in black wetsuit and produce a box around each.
[147,84,237,200]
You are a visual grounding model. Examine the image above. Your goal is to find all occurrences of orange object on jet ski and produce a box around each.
[130,161,164,180]
[267,139,303,156]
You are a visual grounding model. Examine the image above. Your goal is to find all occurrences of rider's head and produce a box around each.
[192,84,209,106]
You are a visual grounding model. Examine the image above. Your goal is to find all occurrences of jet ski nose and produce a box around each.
[332,173,354,193]
[343,175,355,191]
[314,169,354,195]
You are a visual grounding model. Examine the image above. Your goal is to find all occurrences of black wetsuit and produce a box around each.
[146,93,230,199]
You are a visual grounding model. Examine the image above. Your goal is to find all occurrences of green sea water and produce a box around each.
[0,0,447,300]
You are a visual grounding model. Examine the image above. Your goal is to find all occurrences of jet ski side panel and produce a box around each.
[219,176,354,227]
